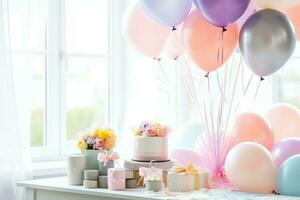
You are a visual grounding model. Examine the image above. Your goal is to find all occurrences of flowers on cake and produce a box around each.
[134,121,170,137]
[75,127,117,151]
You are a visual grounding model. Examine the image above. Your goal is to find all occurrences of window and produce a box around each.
[9,0,110,161]
[274,44,300,108]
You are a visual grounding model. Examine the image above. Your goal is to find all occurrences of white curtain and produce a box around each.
[0,0,32,199]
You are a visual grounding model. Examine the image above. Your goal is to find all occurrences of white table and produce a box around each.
[18,177,300,200]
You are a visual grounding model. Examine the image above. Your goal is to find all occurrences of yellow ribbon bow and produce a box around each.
[174,163,198,175]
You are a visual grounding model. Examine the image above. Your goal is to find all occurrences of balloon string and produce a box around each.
[155,58,171,102]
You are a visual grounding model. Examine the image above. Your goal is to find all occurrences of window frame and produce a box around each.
[31,0,126,161]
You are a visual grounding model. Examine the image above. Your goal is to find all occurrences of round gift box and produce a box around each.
[84,170,99,180]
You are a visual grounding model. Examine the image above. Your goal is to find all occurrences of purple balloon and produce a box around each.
[272,138,300,169]
[193,0,250,28]
[140,0,193,28]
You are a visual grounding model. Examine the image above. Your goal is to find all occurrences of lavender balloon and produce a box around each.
[140,0,192,29]
[193,0,250,28]
[272,138,300,169]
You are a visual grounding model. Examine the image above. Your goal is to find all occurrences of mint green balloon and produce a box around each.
[277,155,300,196]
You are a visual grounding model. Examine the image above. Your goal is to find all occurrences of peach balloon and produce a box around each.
[122,3,170,58]
[225,142,276,194]
[183,10,238,72]
[230,113,274,150]
[265,104,300,143]
[286,5,300,41]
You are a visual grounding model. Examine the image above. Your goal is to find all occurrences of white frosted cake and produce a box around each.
[133,136,168,161]
[132,121,170,162]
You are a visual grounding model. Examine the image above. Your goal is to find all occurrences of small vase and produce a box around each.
[83,149,99,170]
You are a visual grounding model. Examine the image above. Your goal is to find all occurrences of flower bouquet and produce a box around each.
[75,127,117,170]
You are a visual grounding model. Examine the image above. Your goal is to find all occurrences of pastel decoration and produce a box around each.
[122,3,170,58]
[265,104,300,142]
[108,168,126,191]
[236,3,257,30]
[225,142,276,194]
[193,0,250,28]
[140,0,193,28]
[133,136,168,161]
[272,138,300,169]
[167,164,209,192]
[83,180,98,189]
[230,113,274,150]
[277,155,300,197]
[170,148,203,168]
[84,170,99,180]
[183,10,238,72]
[286,5,300,41]
[67,154,85,185]
[139,166,163,186]
[98,176,108,188]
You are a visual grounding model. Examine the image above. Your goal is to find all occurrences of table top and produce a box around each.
[18,177,300,200]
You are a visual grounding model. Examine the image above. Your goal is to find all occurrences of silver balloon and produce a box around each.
[239,9,296,77]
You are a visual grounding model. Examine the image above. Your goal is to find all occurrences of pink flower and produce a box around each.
[144,127,158,137]
[94,138,105,150]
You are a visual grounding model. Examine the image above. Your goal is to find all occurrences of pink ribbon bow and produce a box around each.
[98,152,120,166]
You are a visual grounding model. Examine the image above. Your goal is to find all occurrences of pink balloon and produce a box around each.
[122,3,171,58]
[170,148,203,167]
[265,104,300,142]
[230,113,274,150]
[225,142,276,194]
[272,138,300,169]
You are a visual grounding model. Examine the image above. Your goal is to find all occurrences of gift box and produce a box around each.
[84,170,99,180]
[108,168,126,191]
[167,164,210,192]
[99,176,108,188]
[126,179,138,188]
[83,180,98,188]
[98,152,119,175]
[132,170,168,187]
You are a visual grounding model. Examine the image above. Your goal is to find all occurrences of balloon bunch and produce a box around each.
[225,104,300,196]
[122,0,300,190]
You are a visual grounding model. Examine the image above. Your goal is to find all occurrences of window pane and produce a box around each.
[276,57,300,108]
[9,0,46,51]
[65,0,108,54]
[12,54,46,147]
[66,56,108,140]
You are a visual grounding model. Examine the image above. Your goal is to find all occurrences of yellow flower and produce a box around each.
[75,138,87,151]
[94,129,112,139]
[104,132,117,150]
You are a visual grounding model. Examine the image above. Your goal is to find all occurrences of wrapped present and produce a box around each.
[167,164,210,192]
[108,168,126,191]
[99,176,108,188]
[139,166,163,186]
[126,179,138,188]
[98,152,119,175]
[126,170,134,179]
[83,180,98,188]
[84,170,99,180]
[133,170,168,187]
